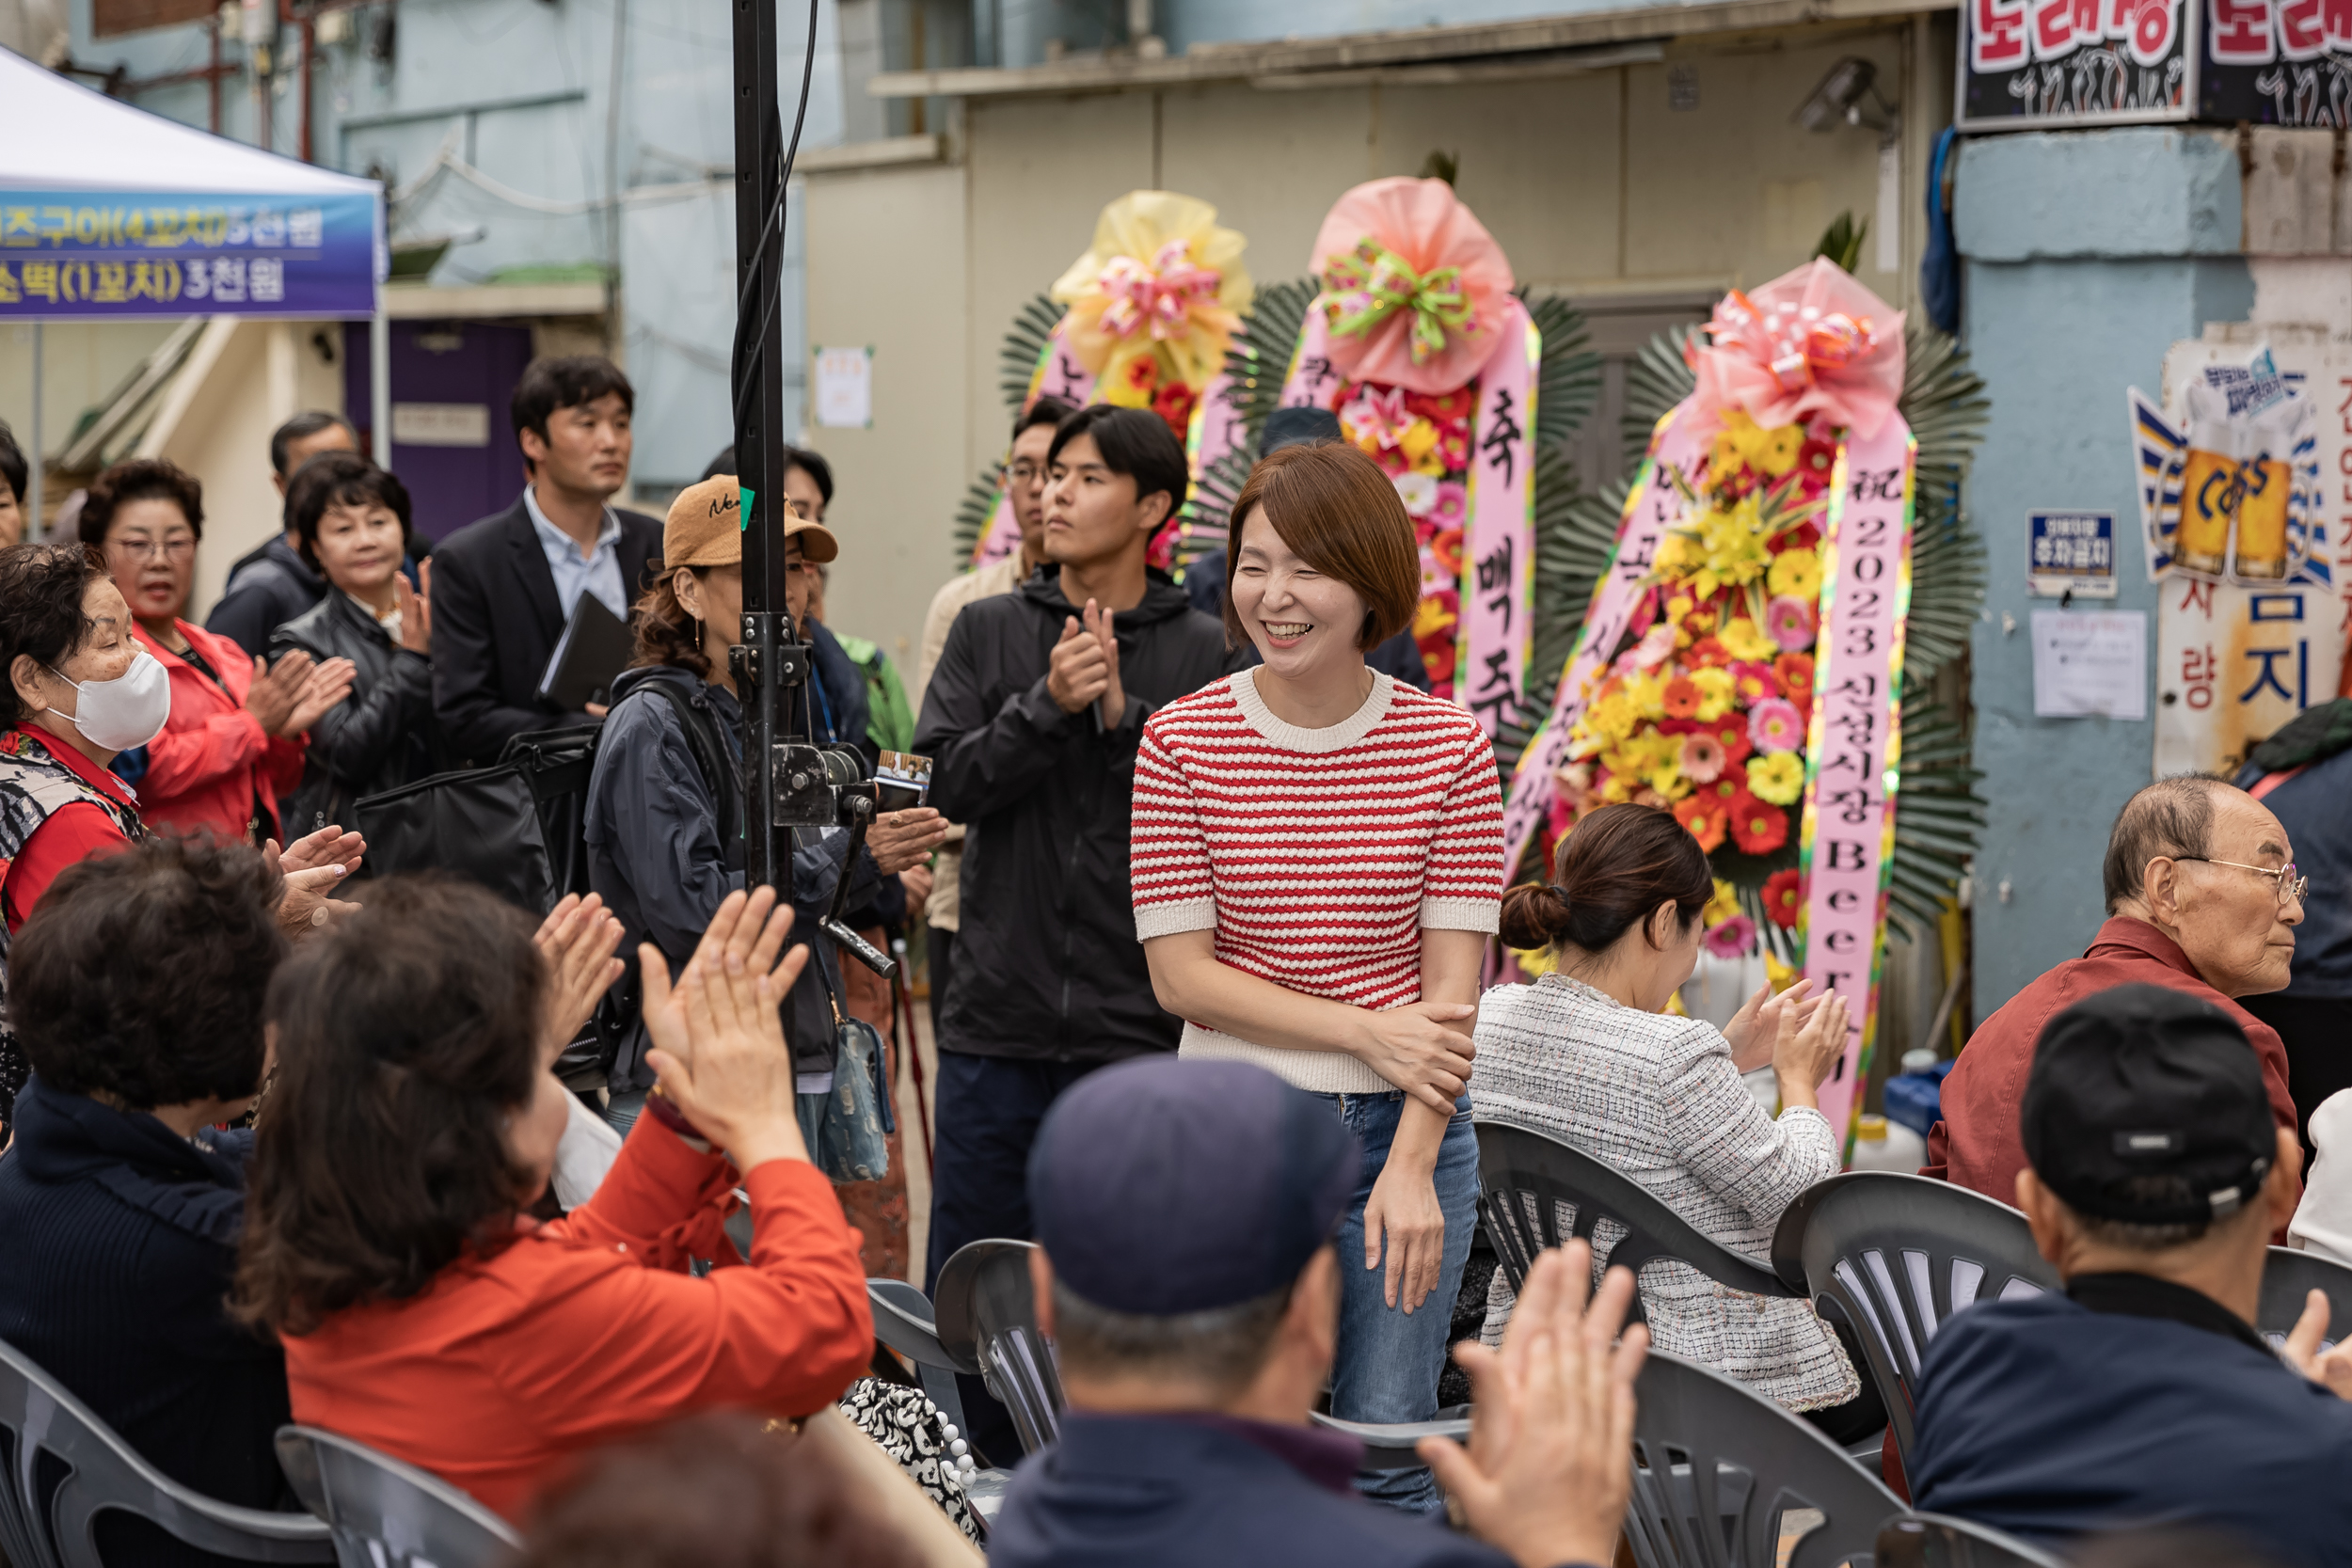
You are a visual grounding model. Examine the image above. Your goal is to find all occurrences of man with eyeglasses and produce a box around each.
[1927,775,2304,1224]
[911,396,1074,1038]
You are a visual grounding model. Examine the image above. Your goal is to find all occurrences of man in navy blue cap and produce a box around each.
[1912,983,2352,1568]
[990,1056,1645,1568]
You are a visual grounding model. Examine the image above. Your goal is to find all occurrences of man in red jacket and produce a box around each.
[1929,775,2305,1204]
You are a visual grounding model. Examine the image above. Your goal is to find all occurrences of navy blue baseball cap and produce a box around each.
[1026,1057,1360,1316]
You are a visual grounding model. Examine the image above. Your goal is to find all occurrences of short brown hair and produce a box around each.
[515,1413,929,1568]
[232,877,547,1338]
[80,457,204,546]
[1222,442,1419,652]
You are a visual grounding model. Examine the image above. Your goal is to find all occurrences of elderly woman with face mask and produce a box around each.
[78,458,354,846]
[0,541,364,1133]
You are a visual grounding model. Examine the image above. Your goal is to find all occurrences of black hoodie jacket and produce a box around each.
[914,567,1242,1063]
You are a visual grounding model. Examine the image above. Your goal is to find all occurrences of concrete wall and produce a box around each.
[133,318,347,620]
[1954,129,2252,1024]
[801,20,1947,670]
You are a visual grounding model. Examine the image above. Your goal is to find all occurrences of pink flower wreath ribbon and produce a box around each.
[1095,239,1225,343]
[1692,258,1906,439]
[1306,177,1515,395]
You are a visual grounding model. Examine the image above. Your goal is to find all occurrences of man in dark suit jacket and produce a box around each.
[992,1056,1644,1568]
[430,356,662,765]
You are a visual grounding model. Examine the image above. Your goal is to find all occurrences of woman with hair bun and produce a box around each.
[1474,802,1876,1438]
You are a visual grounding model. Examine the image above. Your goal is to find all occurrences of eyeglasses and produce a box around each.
[111,536,196,562]
[2172,856,2309,908]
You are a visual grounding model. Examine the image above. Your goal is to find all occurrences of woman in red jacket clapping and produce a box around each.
[79,459,352,844]
[233,881,876,1523]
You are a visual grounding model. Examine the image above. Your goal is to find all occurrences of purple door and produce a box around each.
[343,321,533,543]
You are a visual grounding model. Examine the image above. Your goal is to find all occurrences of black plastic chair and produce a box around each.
[1475,1119,1802,1324]
[934,1238,1066,1459]
[1628,1348,1901,1568]
[2257,1245,2352,1350]
[1772,1172,2058,1472]
[868,1277,973,1436]
[1876,1512,2070,1568]
[273,1426,518,1568]
[0,1337,332,1568]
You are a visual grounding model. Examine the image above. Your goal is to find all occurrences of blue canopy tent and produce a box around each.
[0,44,386,530]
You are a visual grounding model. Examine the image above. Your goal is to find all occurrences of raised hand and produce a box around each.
[267,824,365,878]
[533,893,626,1058]
[243,648,312,734]
[1083,598,1125,726]
[281,657,358,735]
[2282,1289,2352,1400]
[398,560,433,656]
[1354,1001,1480,1112]
[640,887,812,1169]
[1775,990,1852,1107]
[1047,610,1111,716]
[1422,1242,1647,1568]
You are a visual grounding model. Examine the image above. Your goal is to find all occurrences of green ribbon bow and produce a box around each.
[1321,236,1477,365]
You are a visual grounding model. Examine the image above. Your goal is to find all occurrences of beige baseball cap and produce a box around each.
[664,474,838,569]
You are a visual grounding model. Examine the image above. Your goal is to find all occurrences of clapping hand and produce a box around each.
[2283,1290,2352,1401]
[533,893,626,1058]
[397,560,433,656]
[262,827,363,940]
[1046,598,1125,723]
[640,887,812,1170]
[1724,978,1820,1073]
[1422,1242,1647,1568]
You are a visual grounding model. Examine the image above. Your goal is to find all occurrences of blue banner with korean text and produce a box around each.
[0,190,377,318]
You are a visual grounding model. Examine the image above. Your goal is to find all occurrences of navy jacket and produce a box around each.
[0,1077,294,1564]
[992,1413,1519,1568]
[1911,1275,2352,1567]
[585,663,879,1085]
[205,535,326,657]
[2238,745,2352,997]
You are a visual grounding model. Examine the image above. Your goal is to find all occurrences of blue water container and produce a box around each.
[1883,1059,1955,1141]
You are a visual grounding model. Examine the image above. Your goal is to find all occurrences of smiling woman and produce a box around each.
[79,459,355,847]
[269,453,442,837]
[1133,440,1504,1516]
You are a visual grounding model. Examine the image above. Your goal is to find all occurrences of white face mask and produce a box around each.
[49,649,172,752]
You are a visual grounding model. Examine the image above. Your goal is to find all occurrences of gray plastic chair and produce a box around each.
[1627,1349,1902,1568]
[933,1239,1065,1459]
[867,1277,971,1435]
[0,1336,332,1568]
[1476,1119,1803,1324]
[1308,1408,1472,1470]
[273,1426,518,1568]
[2257,1244,2352,1350]
[1876,1513,2070,1568]
[1771,1172,2058,1473]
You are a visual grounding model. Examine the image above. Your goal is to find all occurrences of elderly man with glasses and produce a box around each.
[1927,776,2305,1217]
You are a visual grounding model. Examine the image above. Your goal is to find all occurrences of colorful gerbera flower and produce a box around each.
[1761,867,1805,928]
[1729,796,1789,854]
[1747,697,1805,754]
[1703,913,1758,958]
[1673,794,1728,852]
[1679,732,1726,784]
[1747,751,1806,805]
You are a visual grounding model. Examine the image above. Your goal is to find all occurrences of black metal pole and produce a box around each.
[731,0,787,892]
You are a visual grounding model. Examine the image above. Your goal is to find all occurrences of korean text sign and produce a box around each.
[0,191,377,318]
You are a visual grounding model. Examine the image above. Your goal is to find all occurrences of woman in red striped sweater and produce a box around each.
[1134,441,1503,1514]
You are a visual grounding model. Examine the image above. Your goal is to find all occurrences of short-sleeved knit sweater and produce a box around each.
[1130,669,1504,1093]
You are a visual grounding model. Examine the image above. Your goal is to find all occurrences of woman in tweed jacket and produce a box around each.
[1474,803,1879,1437]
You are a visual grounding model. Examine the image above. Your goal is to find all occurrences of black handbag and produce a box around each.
[352,723,600,913]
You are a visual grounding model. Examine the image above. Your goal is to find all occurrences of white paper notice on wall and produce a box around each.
[2032,610,2148,721]
[813,346,873,429]
[1876,140,1902,275]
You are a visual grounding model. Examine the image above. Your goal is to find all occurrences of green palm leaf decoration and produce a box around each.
[948,467,1005,571]
[1604,315,1990,939]
[1220,277,1319,445]
[1524,293,1601,455]
[1000,292,1064,414]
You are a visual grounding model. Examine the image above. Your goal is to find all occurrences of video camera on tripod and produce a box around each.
[729,631,929,981]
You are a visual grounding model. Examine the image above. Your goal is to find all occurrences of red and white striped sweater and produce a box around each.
[1130,670,1505,1093]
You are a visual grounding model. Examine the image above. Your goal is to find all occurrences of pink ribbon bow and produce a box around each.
[1095,239,1223,342]
[1691,259,1906,438]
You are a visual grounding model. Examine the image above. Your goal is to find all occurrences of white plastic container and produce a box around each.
[1850,1113,1927,1174]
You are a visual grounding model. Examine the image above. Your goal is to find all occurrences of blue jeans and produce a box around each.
[1323,1089,1480,1515]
